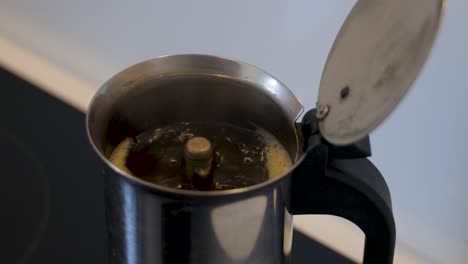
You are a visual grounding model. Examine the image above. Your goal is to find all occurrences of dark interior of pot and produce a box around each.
[90,73,300,159]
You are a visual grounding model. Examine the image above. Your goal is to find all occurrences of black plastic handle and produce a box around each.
[291,111,396,263]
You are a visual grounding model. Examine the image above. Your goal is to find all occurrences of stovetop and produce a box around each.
[0,67,354,264]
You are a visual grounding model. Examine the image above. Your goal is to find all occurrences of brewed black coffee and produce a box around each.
[109,121,292,191]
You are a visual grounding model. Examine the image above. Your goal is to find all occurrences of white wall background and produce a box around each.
[1,1,467,263]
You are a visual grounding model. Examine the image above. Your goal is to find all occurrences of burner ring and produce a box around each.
[0,130,50,264]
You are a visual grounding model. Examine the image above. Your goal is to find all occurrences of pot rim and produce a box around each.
[86,54,306,197]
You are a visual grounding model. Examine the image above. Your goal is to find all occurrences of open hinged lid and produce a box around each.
[317,0,445,145]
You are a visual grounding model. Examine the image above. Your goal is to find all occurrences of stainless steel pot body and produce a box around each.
[87,55,395,264]
[104,165,294,264]
[88,55,303,264]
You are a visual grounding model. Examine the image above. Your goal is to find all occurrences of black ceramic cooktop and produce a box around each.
[0,67,354,264]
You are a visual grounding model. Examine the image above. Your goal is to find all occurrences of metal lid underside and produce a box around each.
[318,0,445,145]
